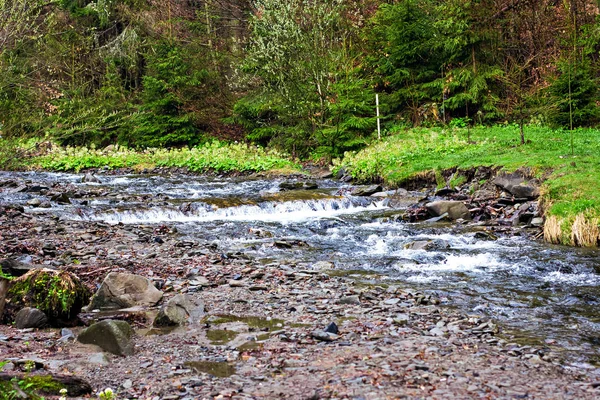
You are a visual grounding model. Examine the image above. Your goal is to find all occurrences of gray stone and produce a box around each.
[312,261,334,270]
[351,185,383,197]
[426,201,471,220]
[494,173,539,199]
[50,193,71,204]
[78,320,134,355]
[311,330,338,342]
[394,314,410,326]
[336,295,361,305]
[404,240,449,251]
[279,181,318,191]
[15,307,48,329]
[0,258,40,277]
[82,173,101,183]
[531,217,544,227]
[88,272,163,310]
[27,198,42,207]
[153,294,205,327]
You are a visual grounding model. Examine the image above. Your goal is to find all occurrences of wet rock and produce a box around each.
[426,200,471,220]
[27,198,42,207]
[279,181,319,191]
[154,295,205,327]
[82,173,101,183]
[404,240,449,251]
[474,231,498,240]
[78,319,135,356]
[50,192,71,204]
[87,272,163,310]
[351,185,383,197]
[15,307,48,329]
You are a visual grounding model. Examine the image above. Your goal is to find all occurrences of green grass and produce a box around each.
[335,124,600,246]
[23,141,300,174]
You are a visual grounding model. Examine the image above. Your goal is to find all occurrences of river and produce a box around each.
[2,171,600,366]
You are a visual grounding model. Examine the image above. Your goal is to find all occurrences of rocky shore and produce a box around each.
[1,171,599,399]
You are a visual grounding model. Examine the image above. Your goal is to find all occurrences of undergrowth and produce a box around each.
[29,141,299,173]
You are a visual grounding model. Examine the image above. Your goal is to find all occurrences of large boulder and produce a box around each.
[493,173,539,199]
[6,269,91,324]
[426,201,471,220]
[87,272,163,310]
[153,294,205,327]
[78,320,134,356]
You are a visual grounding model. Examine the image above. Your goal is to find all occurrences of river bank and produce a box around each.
[1,171,600,398]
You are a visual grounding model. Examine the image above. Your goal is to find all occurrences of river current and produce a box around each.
[2,171,600,366]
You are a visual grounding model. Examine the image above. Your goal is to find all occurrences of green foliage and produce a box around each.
[129,43,209,148]
[238,0,374,158]
[547,61,600,128]
[32,141,299,173]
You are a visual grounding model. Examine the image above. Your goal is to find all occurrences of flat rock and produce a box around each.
[426,200,471,220]
[87,272,163,310]
[77,319,134,356]
[153,294,205,327]
[336,295,361,305]
[351,185,383,197]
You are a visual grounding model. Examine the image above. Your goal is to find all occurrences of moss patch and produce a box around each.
[7,269,91,323]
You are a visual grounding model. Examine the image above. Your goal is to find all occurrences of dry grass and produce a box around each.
[543,215,564,244]
[571,213,600,247]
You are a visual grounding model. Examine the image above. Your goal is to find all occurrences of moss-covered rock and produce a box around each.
[5,269,91,325]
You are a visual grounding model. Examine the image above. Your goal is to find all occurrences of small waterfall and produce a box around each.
[80,197,387,224]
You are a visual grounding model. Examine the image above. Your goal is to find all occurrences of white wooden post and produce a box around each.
[376,94,381,140]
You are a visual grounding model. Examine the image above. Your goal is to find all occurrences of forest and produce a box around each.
[1,0,599,158]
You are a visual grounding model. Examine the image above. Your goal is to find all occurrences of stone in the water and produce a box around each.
[426,200,471,220]
[15,307,48,329]
[50,193,71,204]
[404,240,449,251]
[87,272,163,310]
[351,185,383,197]
[78,320,134,356]
[279,181,318,191]
[27,198,42,207]
[82,173,101,183]
[153,294,205,327]
[325,322,339,334]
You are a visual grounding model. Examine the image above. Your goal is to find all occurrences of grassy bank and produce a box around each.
[334,125,600,247]
[0,140,300,175]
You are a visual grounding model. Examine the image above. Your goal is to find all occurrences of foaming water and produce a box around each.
[84,198,386,224]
